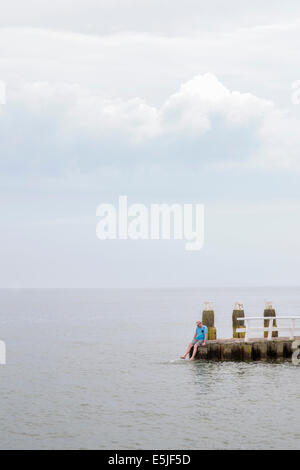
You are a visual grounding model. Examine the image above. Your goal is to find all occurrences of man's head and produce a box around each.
[196,321,203,327]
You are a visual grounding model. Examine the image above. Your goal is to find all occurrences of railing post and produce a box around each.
[202,301,217,340]
[264,301,278,338]
[290,318,295,340]
[232,302,245,338]
[267,318,273,340]
[244,319,249,342]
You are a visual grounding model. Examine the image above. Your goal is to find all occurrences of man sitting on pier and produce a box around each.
[181,321,208,361]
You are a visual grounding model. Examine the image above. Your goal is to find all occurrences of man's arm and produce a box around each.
[202,332,208,345]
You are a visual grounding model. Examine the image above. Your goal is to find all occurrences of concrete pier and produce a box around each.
[191,337,300,361]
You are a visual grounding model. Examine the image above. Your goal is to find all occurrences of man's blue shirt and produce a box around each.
[196,325,208,340]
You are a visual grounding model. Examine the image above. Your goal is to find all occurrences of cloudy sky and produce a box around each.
[1,0,300,287]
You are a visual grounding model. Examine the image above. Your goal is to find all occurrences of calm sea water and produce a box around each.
[0,287,299,450]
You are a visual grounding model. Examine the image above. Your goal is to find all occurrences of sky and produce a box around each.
[1,0,300,287]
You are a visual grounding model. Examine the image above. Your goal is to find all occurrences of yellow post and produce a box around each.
[202,301,217,340]
[232,302,245,338]
[264,301,278,338]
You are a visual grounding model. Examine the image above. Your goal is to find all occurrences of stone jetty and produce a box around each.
[191,301,300,361]
[192,337,299,361]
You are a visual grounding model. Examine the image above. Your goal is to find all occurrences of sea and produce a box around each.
[0,287,299,449]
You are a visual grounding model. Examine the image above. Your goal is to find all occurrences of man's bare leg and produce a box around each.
[180,343,193,359]
[190,344,198,361]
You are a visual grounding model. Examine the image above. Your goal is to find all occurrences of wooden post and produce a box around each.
[252,341,268,360]
[242,343,252,361]
[202,301,217,340]
[208,342,221,360]
[264,301,278,338]
[232,302,245,338]
[220,342,232,361]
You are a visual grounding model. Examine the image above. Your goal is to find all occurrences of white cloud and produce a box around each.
[10,72,274,139]
[1,22,300,179]
[4,72,300,172]
[159,74,273,134]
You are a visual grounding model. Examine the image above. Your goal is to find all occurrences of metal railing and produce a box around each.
[236,316,300,341]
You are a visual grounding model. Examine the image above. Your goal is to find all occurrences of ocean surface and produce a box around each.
[0,287,299,450]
